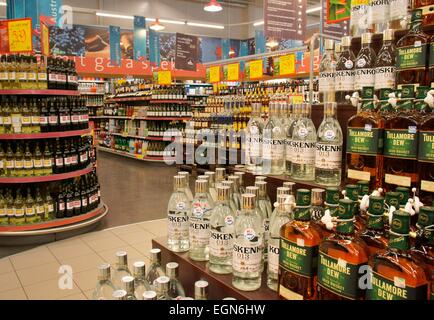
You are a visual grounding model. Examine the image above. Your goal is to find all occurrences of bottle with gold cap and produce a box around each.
[167,175,190,253]
[222,180,238,214]
[317,199,370,300]
[367,210,429,300]
[178,171,193,203]
[262,101,285,175]
[232,193,263,291]
[194,280,209,300]
[189,179,213,261]
[204,171,217,202]
[155,276,171,300]
[228,175,241,210]
[198,175,214,205]
[255,181,272,261]
[92,263,116,300]
[270,186,291,228]
[112,251,132,290]
[146,249,165,290]
[278,189,323,300]
[234,171,246,195]
[319,39,337,103]
[122,276,137,300]
[215,167,226,185]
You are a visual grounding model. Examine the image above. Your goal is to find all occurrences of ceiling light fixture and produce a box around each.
[306,6,322,14]
[0,2,6,6]
[187,22,224,29]
[253,21,264,26]
[266,38,279,48]
[159,19,185,25]
[229,48,235,55]
[204,0,223,12]
[96,12,133,20]
[149,18,165,31]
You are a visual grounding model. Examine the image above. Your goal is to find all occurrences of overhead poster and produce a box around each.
[264,0,306,40]
[175,33,198,71]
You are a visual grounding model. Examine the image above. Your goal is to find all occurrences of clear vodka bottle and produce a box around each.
[222,180,238,214]
[215,167,226,185]
[270,186,291,228]
[234,171,246,195]
[232,194,263,291]
[155,276,172,300]
[319,39,337,103]
[146,248,166,289]
[209,185,235,274]
[285,104,301,176]
[167,175,190,252]
[204,171,217,202]
[262,102,285,175]
[92,263,116,300]
[245,103,264,174]
[255,181,272,261]
[246,186,265,224]
[368,0,390,34]
[166,262,186,299]
[315,102,343,186]
[197,175,214,205]
[291,103,317,181]
[350,1,369,36]
[142,290,157,300]
[194,280,209,300]
[189,179,213,261]
[112,289,127,300]
[122,276,137,300]
[228,175,242,210]
[112,251,132,290]
[178,171,193,203]
[132,261,152,300]
[267,195,291,291]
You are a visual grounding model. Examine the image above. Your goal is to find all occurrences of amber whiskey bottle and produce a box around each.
[396,9,430,88]
[413,0,434,26]
[345,184,363,232]
[319,187,341,238]
[359,195,388,256]
[430,35,434,87]
[317,199,370,300]
[367,210,428,300]
[418,109,434,206]
[383,85,419,192]
[278,189,323,300]
[346,87,384,190]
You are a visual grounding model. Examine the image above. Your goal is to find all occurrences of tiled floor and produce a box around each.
[0,218,167,300]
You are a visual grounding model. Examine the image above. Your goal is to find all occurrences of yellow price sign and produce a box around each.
[280,54,296,76]
[291,95,304,104]
[227,63,239,81]
[41,23,50,56]
[249,60,263,79]
[352,0,369,5]
[209,66,220,83]
[7,18,33,53]
[158,70,172,85]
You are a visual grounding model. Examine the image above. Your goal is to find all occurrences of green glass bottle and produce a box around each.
[25,187,37,224]
[14,189,25,225]
[23,142,34,177]
[35,187,45,221]
[14,143,24,177]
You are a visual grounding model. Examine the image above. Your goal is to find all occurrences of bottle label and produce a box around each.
[335,70,354,91]
[71,115,80,123]
[232,241,262,273]
[55,158,63,166]
[354,68,375,90]
[189,218,210,246]
[246,131,262,158]
[80,153,88,163]
[70,155,78,165]
[60,116,70,124]
[39,116,48,125]
[346,127,382,155]
[82,198,88,207]
[73,200,81,208]
[268,242,280,274]
[7,208,14,217]
[64,157,71,165]
[0,208,6,218]
[14,208,24,217]
[318,252,366,299]
[31,116,40,124]
[291,141,316,165]
[21,116,31,125]
[367,270,428,300]
[38,73,47,81]
[66,201,74,210]
[44,159,52,167]
[33,159,43,168]
[49,73,57,82]
[8,71,16,80]
[285,139,293,162]
[0,71,8,80]
[374,66,396,89]
[14,160,23,169]
[168,211,189,240]
[418,131,434,162]
[319,72,335,92]
[210,229,234,258]
[47,204,54,213]
[421,180,434,192]
[389,0,410,20]
[6,160,14,169]
[368,0,390,24]
[36,205,45,215]
[384,129,417,159]
[279,237,318,277]
[3,117,11,125]
[315,143,342,169]
[48,116,58,124]
[59,202,65,211]
[26,207,35,216]
[397,45,427,70]
[17,72,26,80]
[262,138,285,160]
[58,74,66,83]
[279,285,304,300]
[27,72,36,81]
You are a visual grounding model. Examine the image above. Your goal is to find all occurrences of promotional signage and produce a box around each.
[227,63,239,81]
[41,22,50,56]
[149,29,161,67]
[158,70,172,85]
[323,0,349,37]
[221,38,230,60]
[133,16,147,60]
[249,59,263,79]
[326,0,351,23]
[280,54,296,76]
[175,33,199,71]
[0,18,33,53]
[109,26,121,66]
[264,0,306,40]
[209,66,221,83]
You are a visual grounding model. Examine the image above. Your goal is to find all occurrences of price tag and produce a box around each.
[41,22,50,56]
[158,71,172,85]
[7,19,33,53]
[291,95,304,104]
[249,60,263,79]
[280,54,295,76]
[227,63,239,81]
[352,0,369,5]
[209,66,220,83]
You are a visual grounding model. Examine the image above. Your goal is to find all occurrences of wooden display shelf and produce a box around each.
[79,92,105,95]
[0,204,107,234]
[97,146,174,163]
[0,129,90,140]
[150,100,191,104]
[152,237,277,300]
[105,96,151,103]
[0,165,93,184]
[0,89,80,96]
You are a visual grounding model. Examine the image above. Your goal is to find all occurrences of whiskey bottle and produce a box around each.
[335,36,355,103]
[319,187,341,237]
[315,102,343,186]
[56,185,65,218]
[166,262,185,299]
[232,194,263,291]
[167,175,190,253]
[43,142,53,175]
[317,199,370,300]
[209,185,235,274]
[268,194,291,291]
[384,85,419,191]
[396,9,430,88]
[346,86,384,190]
[418,99,434,205]
[354,33,376,92]
[245,103,264,174]
[112,251,132,290]
[262,102,285,175]
[92,263,116,300]
[311,188,326,225]
[367,210,429,300]
[278,189,323,300]
[374,29,396,96]
[319,40,337,103]
[132,261,152,300]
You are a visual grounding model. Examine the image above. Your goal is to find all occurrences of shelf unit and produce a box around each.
[97,145,175,163]
[90,115,191,121]
[80,92,105,95]
[0,89,80,96]
[0,129,91,140]
[109,132,178,141]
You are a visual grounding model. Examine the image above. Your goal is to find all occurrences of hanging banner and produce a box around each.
[149,29,161,67]
[221,38,230,60]
[109,26,121,66]
[280,54,296,76]
[255,30,266,54]
[249,60,263,79]
[239,40,248,72]
[41,21,50,55]
[158,70,172,85]
[326,0,351,23]
[264,0,306,40]
[0,18,33,53]
[6,0,26,19]
[38,0,63,27]
[209,66,220,83]
[175,33,198,71]
[133,16,147,60]
[227,63,239,81]
[323,0,349,37]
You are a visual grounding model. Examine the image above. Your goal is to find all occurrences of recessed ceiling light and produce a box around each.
[187,22,224,29]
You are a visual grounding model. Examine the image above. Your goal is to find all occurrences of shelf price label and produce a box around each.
[6,18,33,53]
[249,60,263,79]
[209,66,220,83]
[280,54,296,76]
[158,70,172,85]
[227,63,239,81]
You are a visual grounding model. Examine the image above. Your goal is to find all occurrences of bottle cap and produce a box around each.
[223,297,237,300]
[246,186,260,199]
[411,9,423,22]
[255,181,267,196]
[338,199,354,219]
[222,180,234,192]
[324,39,334,50]
[277,194,288,206]
[116,251,128,267]
[122,275,135,294]
[133,261,146,278]
[228,175,240,188]
[361,33,373,44]
[345,184,359,201]
[198,175,210,184]
[143,290,157,300]
[156,276,170,293]
[173,175,185,189]
[216,185,230,201]
[296,189,311,206]
[311,188,325,206]
[282,182,296,193]
[335,42,342,54]
[418,206,434,228]
[255,176,267,182]
[234,171,245,185]
[326,187,340,204]
[277,187,290,196]
[395,187,410,206]
[368,196,385,215]
[194,280,209,299]
[178,171,189,179]
[166,262,179,279]
[195,179,208,194]
[341,36,352,47]
[97,263,111,281]
[149,248,161,263]
[385,192,400,208]
[383,29,394,41]
[215,168,226,182]
[204,171,215,185]
[242,193,256,209]
[112,289,127,300]
[391,210,410,234]
[357,181,370,196]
